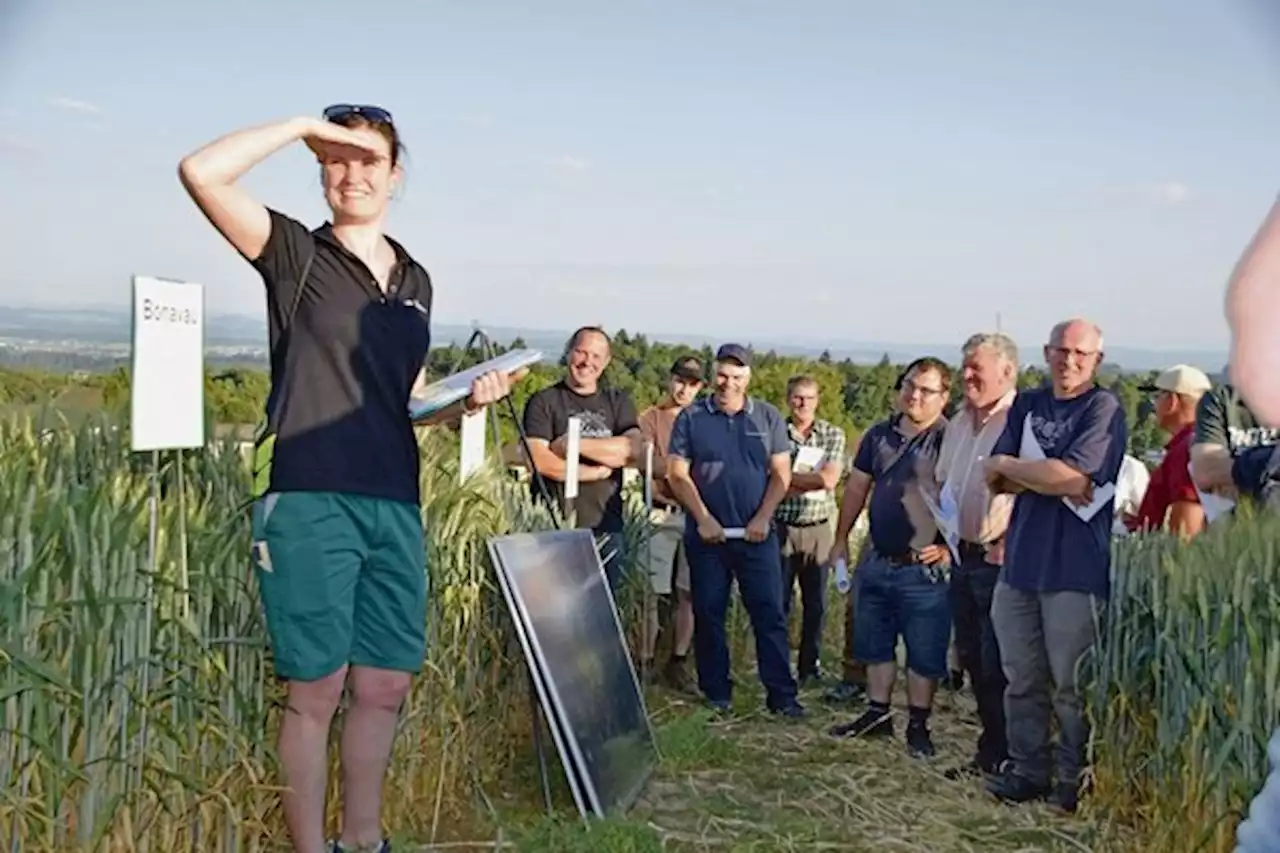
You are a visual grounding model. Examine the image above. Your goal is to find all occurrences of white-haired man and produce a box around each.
[982,318,1128,814]
[935,332,1019,781]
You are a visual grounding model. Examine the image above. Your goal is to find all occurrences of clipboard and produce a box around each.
[408,348,542,423]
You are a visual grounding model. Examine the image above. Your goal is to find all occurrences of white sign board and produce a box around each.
[130,276,205,452]
[564,415,583,500]
[458,409,487,482]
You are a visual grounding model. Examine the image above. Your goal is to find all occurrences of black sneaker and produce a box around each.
[985,767,1050,804]
[331,841,391,853]
[798,668,826,689]
[906,723,935,758]
[944,758,983,780]
[828,707,892,739]
[1048,782,1079,814]
[662,656,695,694]
[638,659,656,685]
[705,698,733,718]
[822,680,866,705]
[769,701,807,720]
[947,755,1009,780]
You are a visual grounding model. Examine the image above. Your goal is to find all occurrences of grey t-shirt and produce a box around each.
[1194,384,1280,454]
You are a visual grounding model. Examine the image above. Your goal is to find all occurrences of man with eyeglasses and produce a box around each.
[982,318,1128,814]
[826,357,952,758]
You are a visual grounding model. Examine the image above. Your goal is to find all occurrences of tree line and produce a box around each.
[0,330,1171,459]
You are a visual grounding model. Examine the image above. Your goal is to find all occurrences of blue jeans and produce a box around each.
[685,531,798,709]
[853,553,952,680]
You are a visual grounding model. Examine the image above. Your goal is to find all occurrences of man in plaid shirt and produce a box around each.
[774,375,847,684]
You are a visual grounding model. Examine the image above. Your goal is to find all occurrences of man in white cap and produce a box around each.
[1124,365,1212,538]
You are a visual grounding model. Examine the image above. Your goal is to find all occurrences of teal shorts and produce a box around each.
[250,491,428,682]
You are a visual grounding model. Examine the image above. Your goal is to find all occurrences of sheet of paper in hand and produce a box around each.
[408,348,543,423]
[1020,414,1116,522]
[920,483,962,564]
[1190,459,1236,524]
[1019,414,1047,461]
[794,446,825,473]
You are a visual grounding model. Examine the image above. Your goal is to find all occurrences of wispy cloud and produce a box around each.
[552,155,590,173]
[0,134,37,154]
[1151,181,1193,206]
[49,96,103,115]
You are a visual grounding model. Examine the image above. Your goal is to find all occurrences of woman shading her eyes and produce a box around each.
[178,106,523,853]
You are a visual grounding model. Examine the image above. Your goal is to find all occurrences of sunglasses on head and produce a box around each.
[322,104,394,125]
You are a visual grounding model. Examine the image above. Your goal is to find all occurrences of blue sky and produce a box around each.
[2,0,1279,352]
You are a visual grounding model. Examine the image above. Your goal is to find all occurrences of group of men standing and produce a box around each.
[516,317,1269,816]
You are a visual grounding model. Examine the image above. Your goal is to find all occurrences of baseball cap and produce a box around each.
[670,356,704,382]
[715,343,752,367]
[1138,364,1212,396]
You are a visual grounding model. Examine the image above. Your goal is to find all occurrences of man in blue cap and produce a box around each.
[665,343,804,718]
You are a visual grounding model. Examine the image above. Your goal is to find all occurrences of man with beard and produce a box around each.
[826,357,953,758]
[983,318,1128,814]
[637,356,704,689]
[522,326,643,592]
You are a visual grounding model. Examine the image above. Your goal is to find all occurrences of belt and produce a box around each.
[780,518,831,529]
[653,499,681,513]
[958,539,1001,563]
[875,550,921,567]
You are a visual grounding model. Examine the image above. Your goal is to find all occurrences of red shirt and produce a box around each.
[1128,425,1199,532]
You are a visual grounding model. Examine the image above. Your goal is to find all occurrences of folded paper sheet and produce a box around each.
[1019,414,1116,523]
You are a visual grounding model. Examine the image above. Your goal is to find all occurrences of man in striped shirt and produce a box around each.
[774,375,847,684]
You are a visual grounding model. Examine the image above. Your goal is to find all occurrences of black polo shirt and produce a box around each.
[251,208,432,505]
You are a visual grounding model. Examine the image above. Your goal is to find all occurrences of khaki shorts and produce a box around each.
[647,506,691,596]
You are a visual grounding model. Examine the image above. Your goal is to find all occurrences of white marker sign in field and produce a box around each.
[130,276,206,452]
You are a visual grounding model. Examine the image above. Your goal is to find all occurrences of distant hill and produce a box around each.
[0,304,1229,374]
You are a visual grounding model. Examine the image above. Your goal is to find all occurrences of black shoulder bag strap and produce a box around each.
[248,247,316,504]
[284,248,316,333]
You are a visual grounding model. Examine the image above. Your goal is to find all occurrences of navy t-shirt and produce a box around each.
[668,396,790,531]
[991,385,1128,598]
[852,414,948,556]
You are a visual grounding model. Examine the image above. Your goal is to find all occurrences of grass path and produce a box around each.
[457,678,1143,853]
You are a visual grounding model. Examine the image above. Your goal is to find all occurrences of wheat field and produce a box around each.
[0,413,1276,851]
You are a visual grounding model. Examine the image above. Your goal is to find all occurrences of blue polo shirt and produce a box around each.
[991,385,1127,599]
[668,396,790,530]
